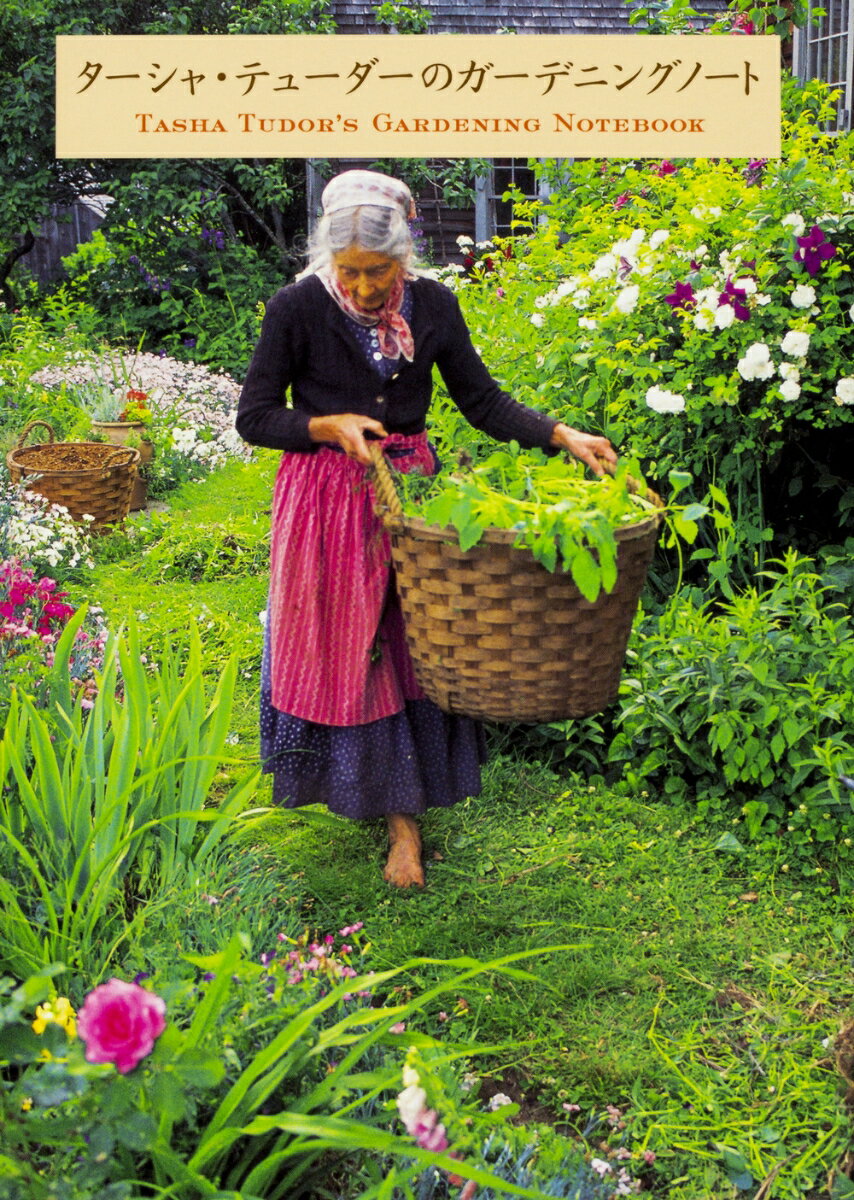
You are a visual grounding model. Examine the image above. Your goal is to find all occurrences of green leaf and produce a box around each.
[569,548,601,602]
[173,1047,227,1089]
[149,1070,189,1123]
[667,469,693,496]
[458,522,484,551]
[714,832,745,853]
[115,1109,158,1151]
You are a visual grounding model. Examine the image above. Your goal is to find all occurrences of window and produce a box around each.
[474,159,562,241]
[793,0,853,131]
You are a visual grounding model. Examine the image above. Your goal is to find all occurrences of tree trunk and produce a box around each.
[1,230,35,306]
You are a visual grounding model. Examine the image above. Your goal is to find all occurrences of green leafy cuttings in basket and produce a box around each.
[396,443,661,603]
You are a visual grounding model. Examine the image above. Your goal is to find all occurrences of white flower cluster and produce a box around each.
[737,331,812,396]
[835,377,854,406]
[645,386,686,414]
[529,226,671,323]
[31,350,253,475]
[780,329,810,358]
[781,211,806,238]
[31,350,241,417]
[737,342,775,381]
[0,482,95,574]
[790,284,817,310]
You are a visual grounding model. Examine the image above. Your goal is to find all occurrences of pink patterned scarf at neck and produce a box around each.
[319,267,415,362]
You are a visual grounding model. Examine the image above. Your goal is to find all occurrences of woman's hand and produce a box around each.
[308,413,388,465]
[550,423,618,477]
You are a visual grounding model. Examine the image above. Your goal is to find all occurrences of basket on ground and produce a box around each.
[370,444,663,724]
[6,420,139,527]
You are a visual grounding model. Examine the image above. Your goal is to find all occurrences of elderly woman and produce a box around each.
[236,169,616,888]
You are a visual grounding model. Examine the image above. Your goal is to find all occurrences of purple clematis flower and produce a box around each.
[794,226,836,276]
[719,276,751,321]
[664,280,696,311]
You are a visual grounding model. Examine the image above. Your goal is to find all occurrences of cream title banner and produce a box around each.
[56,34,781,159]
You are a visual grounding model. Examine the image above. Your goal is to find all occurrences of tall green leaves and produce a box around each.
[0,618,260,979]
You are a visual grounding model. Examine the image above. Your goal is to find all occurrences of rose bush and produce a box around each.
[436,75,854,586]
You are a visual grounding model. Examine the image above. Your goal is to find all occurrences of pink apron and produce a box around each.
[267,432,434,726]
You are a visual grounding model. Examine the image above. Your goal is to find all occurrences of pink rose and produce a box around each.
[76,979,166,1074]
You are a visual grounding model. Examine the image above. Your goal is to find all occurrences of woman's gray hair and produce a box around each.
[301,204,415,276]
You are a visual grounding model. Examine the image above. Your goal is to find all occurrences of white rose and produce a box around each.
[834,377,854,405]
[779,379,801,401]
[737,343,775,381]
[614,285,640,314]
[714,304,736,330]
[790,284,816,309]
[782,212,806,237]
[779,362,800,381]
[645,386,686,414]
[780,330,810,357]
[530,313,545,327]
[578,316,598,330]
[649,229,669,250]
[695,287,721,308]
[590,253,618,279]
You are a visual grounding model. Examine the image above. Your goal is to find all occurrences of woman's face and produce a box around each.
[332,246,401,311]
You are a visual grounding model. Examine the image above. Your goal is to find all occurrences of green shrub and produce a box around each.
[438,74,854,579]
[609,551,854,853]
[129,509,270,583]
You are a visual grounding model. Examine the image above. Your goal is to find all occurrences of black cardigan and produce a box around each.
[236,273,559,453]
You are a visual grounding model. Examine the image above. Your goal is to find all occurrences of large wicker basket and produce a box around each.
[6,420,139,527]
[370,444,663,723]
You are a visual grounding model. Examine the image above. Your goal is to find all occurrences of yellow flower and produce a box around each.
[21,1097,33,1112]
[32,996,77,1039]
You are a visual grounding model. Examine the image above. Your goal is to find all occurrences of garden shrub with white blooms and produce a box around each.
[443,75,854,577]
[29,349,253,497]
[0,481,95,579]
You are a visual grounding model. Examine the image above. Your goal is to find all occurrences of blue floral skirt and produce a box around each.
[260,603,486,821]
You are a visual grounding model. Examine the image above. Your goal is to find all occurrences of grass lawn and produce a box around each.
[75,454,854,1200]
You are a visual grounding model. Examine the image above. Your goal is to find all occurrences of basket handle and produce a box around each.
[368,441,404,522]
[99,448,138,477]
[16,419,56,448]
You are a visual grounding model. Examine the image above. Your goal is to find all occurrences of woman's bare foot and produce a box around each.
[384,813,425,888]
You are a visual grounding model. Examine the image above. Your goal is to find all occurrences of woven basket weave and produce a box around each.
[6,420,139,527]
[370,444,662,723]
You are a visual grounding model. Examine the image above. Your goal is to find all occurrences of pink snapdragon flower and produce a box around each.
[76,979,166,1074]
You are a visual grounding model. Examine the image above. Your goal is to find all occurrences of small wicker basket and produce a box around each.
[370,444,663,723]
[6,420,139,527]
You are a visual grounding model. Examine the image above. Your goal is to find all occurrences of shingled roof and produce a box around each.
[330,0,729,36]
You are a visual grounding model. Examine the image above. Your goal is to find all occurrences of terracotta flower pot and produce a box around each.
[91,420,153,510]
